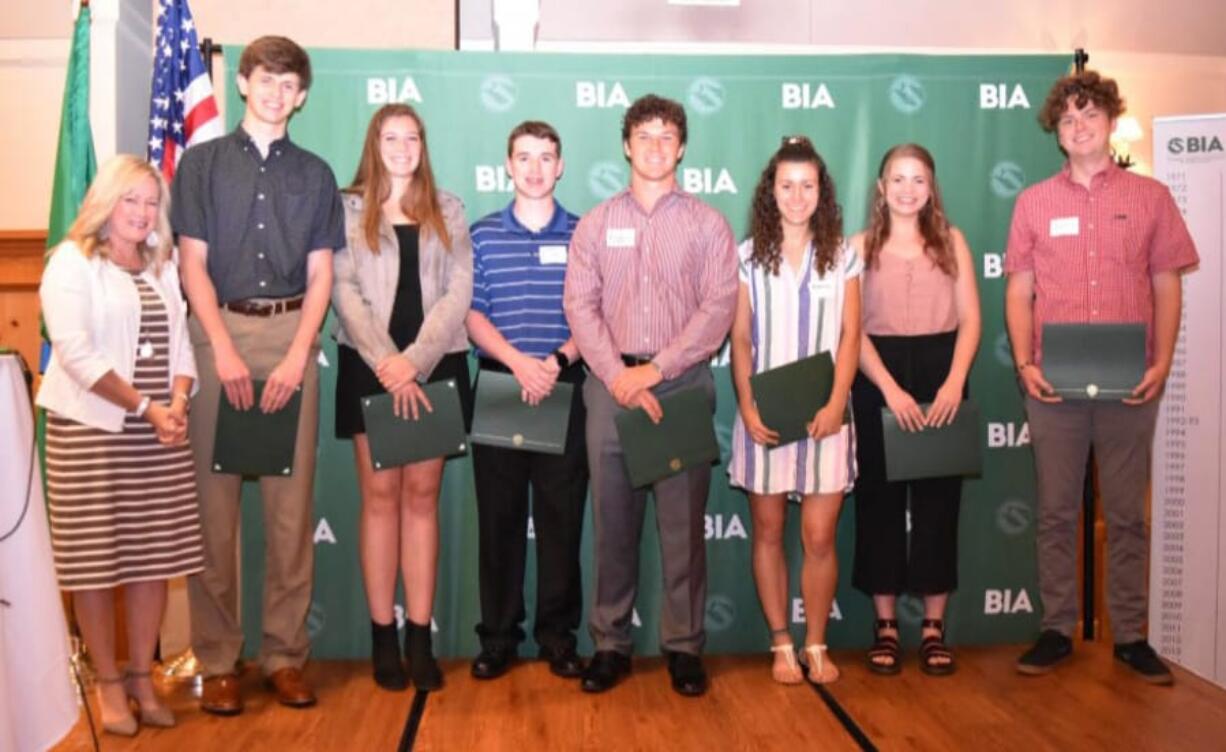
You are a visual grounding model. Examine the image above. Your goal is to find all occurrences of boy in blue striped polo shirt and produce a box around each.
[465,121,588,681]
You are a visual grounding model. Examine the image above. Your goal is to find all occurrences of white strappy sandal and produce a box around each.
[804,643,840,685]
[769,643,804,685]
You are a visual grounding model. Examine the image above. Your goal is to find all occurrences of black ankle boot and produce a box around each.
[371,620,408,690]
[405,620,443,691]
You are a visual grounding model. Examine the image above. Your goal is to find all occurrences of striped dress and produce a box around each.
[45,272,203,590]
[728,239,862,496]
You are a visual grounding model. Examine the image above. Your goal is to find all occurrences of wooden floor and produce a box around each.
[51,642,1226,751]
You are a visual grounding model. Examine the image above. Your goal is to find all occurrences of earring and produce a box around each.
[145,230,160,247]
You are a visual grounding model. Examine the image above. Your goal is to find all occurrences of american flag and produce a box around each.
[146,0,222,182]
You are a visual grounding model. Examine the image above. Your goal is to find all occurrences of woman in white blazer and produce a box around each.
[37,154,203,735]
[331,104,473,692]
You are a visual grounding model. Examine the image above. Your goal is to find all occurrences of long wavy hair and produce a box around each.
[63,154,173,273]
[748,136,842,276]
[863,143,955,276]
[345,104,451,254]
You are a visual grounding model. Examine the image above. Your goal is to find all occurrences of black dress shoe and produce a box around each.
[539,644,584,679]
[666,651,708,697]
[471,646,514,680]
[580,650,631,693]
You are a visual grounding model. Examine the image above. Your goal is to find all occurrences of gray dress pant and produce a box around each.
[1025,396,1160,643]
[584,365,714,656]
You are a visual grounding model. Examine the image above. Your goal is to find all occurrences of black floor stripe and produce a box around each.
[396,689,430,752]
[808,683,878,752]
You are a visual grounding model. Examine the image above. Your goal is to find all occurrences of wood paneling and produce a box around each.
[0,230,45,380]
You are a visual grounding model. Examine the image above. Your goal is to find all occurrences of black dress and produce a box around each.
[335,224,472,438]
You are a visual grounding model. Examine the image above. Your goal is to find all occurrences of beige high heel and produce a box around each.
[769,643,804,685]
[124,671,176,728]
[803,644,840,685]
[95,675,138,737]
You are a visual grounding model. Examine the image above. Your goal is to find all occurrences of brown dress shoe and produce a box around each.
[200,673,243,716]
[266,667,317,708]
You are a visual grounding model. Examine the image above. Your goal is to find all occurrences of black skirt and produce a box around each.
[334,346,472,438]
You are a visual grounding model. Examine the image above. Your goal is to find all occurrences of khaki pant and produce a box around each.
[186,308,319,677]
[1025,396,1159,644]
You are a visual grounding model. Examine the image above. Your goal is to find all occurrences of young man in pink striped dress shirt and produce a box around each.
[563,94,738,697]
[1005,70,1198,684]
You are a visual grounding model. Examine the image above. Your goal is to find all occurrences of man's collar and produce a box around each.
[500,198,569,234]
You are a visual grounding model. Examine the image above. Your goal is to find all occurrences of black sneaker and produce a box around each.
[1114,641,1174,685]
[1016,630,1073,675]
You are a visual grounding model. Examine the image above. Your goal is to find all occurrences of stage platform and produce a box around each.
[51,641,1226,751]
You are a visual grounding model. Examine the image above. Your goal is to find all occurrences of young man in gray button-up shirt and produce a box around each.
[171,35,345,716]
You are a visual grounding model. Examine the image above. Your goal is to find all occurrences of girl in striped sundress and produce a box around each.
[729,137,862,686]
[37,155,201,736]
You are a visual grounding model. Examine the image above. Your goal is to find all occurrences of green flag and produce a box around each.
[47,6,96,250]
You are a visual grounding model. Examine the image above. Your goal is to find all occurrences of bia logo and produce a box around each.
[982,252,1004,279]
[306,601,327,639]
[687,77,725,115]
[990,161,1026,199]
[1167,136,1224,154]
[588,161,627,200]
[792,597,842,623]
[480,75,517,113]
[705,594,737,632]
[705,513,747,540]
[996,498,1033,536]
[576,81,630,108]
[984,588,1034,615]
[681,168,737,195]
[980,83,1031,109]
[367,76,422,104]
[313,518,337,544]
[889,75,925,114]
[781,82,835,109]
[987,421,1030,448]
[994,331,1014,368]
[475,165,514,193]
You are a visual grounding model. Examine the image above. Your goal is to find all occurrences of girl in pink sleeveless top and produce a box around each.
[849,144,981,677]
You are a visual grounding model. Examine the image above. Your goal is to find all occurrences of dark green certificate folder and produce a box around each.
[470,370,573,455]
[749,351,843,447]
[614,386,720,489]
[1042,323,1145,400]
[211,381,301,476]
[361,379,468,470]
[881,401,982,482]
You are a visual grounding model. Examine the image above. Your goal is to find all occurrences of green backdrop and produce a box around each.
[222,48,1070,659]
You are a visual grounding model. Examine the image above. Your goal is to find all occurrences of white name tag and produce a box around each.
[1049,216,1080,237]
[606,228,636,248]
[809,276,836,297]
[539,245,568,264]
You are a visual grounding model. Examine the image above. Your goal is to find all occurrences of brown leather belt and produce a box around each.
[221,297,304,317]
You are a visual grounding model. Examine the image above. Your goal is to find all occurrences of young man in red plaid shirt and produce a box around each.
[1005,70,1198,684]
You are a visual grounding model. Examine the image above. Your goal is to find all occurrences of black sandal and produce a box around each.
[867,618,901,675]
[919,618,956,676]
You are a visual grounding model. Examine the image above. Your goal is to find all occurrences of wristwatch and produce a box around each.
[135,395,151,417]
[551,349,570,369]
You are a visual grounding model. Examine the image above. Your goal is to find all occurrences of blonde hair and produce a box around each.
[64,154,173,272]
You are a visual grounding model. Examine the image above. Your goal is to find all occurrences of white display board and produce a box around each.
[1150,114,1226,687]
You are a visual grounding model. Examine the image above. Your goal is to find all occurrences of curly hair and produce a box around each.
[747,137,842,276]
[863,143,956,276]
[622,94,687,146]
[1037,69,1125,132]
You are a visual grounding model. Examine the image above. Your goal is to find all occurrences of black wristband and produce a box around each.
[551,349,570,369]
